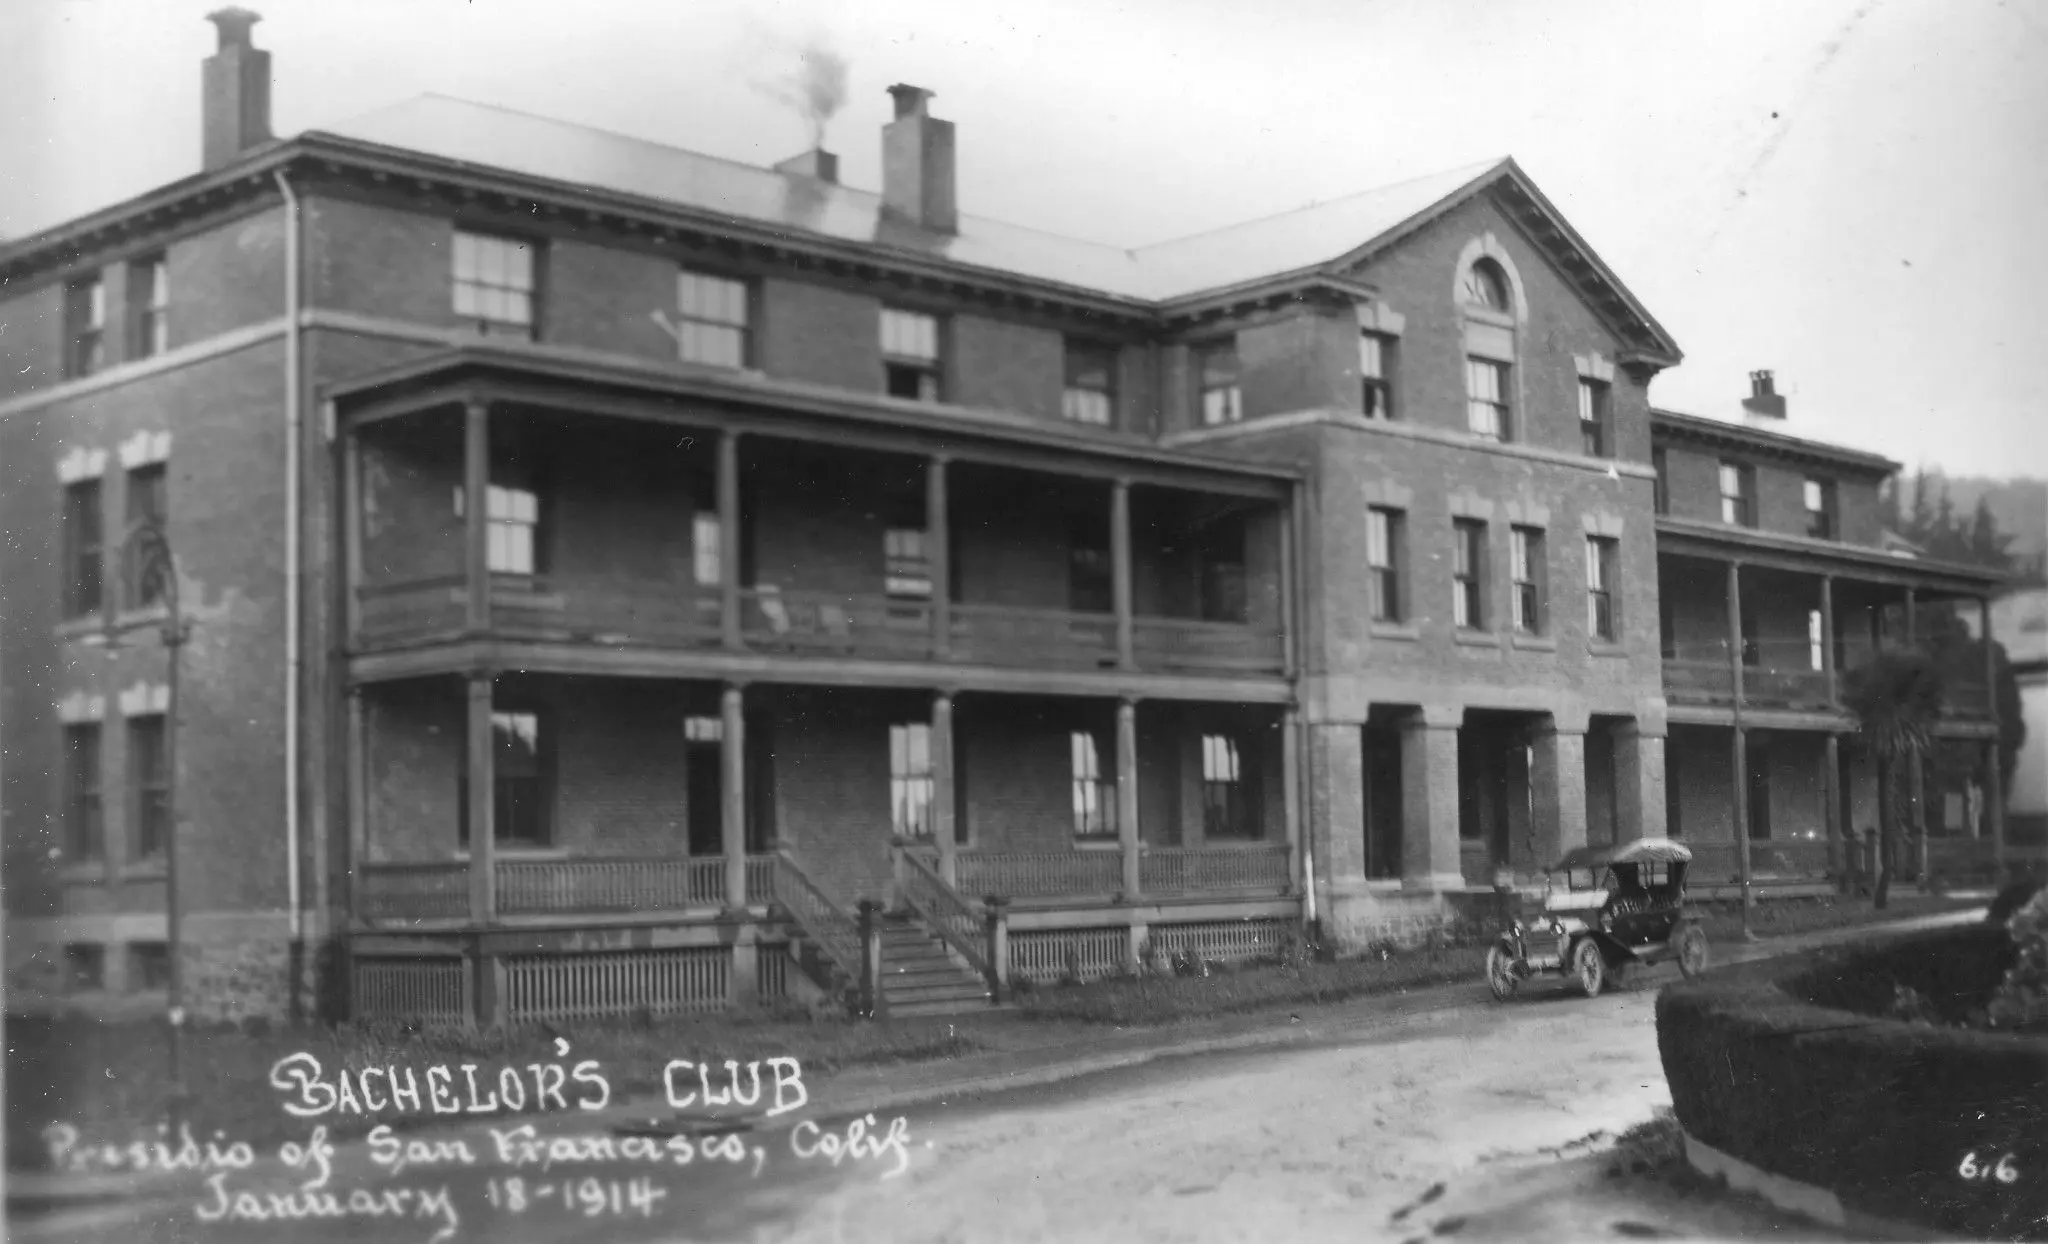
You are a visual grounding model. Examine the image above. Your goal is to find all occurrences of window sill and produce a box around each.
[115,603,170,629]
[1463,306,1516,329]
[59,861,109,885]
[1588,642,1630,659]
[55,614,107,640]
[1370,621,1420,642]
[1453,630,1500,648]
[1511,632,1557,652]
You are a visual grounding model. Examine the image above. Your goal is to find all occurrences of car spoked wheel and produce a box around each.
[1574,940,1607,998]
[1485,945,1519,1001]
[1675,923,1709,978]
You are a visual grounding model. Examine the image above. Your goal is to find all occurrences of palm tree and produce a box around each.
[1841,649,1945,909]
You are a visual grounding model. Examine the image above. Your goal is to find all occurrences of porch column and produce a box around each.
[1904,586,1917,645]
[1824,732,1843,885]
[1117,698,1140,897]
[1820,575,1837,705]
[1400,705,1463,891]
[1111,478,1135,670]
[1727,561,1753,917]
[1614,714,1668,840]
[343,430,364,645]
[463,399,490,635]
[1307,722,1366,886]
[931,690,957,885]
[346,688,368,921]
[719,430,742,651]
[721,683,747,909]
[1281,707,1302,895]
[465,672,496,924]
[1530,711,1588,869]
[928,458,951,660]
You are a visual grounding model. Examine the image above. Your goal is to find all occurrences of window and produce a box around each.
[62,479,102,617]
[64,723,103,861]
[486,484,541,576]
[129,714,168,860]
[1803,478,1836,539]
[130,255,169,359]
[126,463,167,607]
[1719,461,1754,527]
[881,309,942,401]
[1510,527,1545,635]
[1194,339,1242,426]
[1465,358,1509,441]
[1808,609,1825,672]
[1460,258,1510,312]
[1367,507,1402,623]
[452,232,536,338]
[1586,536,1619,642]
[1652,449,1669,515]
[890,723,934,839]
[1201,734,1256,839]
[65,277,105,378]
[64,945,105,993]
[692,512,722,588]
[683,715,723,743]
[129,943,171,991]
[1578,379,1609,457]
[1452,520,1487,630]
[1062,341,1117,426]
[458,708,552,847]
[1070,731,1115,840]
[1359,332,1394,420]
[884,528,932,599]
[676,270,750,367]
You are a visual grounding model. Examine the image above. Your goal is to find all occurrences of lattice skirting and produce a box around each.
[353,957,468,1027]
[1008,918,1294,984]
[353,944,794,1027]
[1146,918,1290,966]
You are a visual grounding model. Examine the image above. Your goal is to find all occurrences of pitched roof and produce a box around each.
[312,95,1665,351]
[1651,407,1899,475]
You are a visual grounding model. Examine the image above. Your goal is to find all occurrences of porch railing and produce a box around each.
[1140,844,1292,894]
[895,848,993,982]
[357,861,469,923]
[771,852,864,985]
[1927,836,1998,878]
[495,856,725,915]
[356,577,467,647]
[739,588,934,660]
[1743,667,1832,711]
[955,850,1122,899]
[490,577,721,648]
[1662,660,1735,702]
[1132,617,1285,675]
[949,603,1118,669]
[1680,839,1831,887]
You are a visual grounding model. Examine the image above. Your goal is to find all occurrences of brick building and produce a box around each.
[0,13,2008,1023]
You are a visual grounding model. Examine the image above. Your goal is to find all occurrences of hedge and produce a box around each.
[1657,925,2048,1241]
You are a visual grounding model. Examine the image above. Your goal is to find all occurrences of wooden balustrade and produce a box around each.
[1746,838,1831,879]
[1662,660,1736,702]
[949,604,1118,669]
[773,853,864,985]
[355,577,468,647]
[1743,668,1832,710]
[495,856,726,914]
[956,850,1122,899]
[1139,844,1292,894]
[739,589,935,660]
[895,848,994,982]
[491,577,722,648]
[1131,617,1285,675]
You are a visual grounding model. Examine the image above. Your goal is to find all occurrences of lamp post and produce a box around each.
[97,518,189,1126]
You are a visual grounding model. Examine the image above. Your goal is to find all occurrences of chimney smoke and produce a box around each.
[752,37,849,153]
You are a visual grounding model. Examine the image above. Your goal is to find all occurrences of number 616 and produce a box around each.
[1959,1152,2019,1184]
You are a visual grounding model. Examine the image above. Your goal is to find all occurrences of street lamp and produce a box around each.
[90,518,189,1126]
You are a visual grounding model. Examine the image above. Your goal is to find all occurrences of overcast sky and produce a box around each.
[4,0,2043,481]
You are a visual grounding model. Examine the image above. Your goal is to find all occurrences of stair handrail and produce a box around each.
[771,851,864,986]
[894,845,993,983]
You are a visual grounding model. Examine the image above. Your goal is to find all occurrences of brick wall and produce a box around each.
[543,238,677,362]
[1240,306,1356,416]
[0,283,66,402]
[305,195,455,326]
[957,698,1083,851]
[1668,724,1734,841]
[950,313,1062,420]
[1657,438,1889,549]
[755,276,879,391]
[165,207,287,346]
[761,688,914,906]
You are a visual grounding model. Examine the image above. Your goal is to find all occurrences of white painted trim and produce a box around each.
[56,691,105,723]
[117,682,169,716]
[1575,352,1616,383]
[1454,233,1531,325]
[57,447,107,482]
[1582,511,1625,537]
[1353,301,1406,337]
[0,319,288,422]
[1163,408,1659,480]
[116,430,171,469]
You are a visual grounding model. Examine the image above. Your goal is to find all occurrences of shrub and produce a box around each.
[1657,930,2048,1240]
[1987,886,2048,1033]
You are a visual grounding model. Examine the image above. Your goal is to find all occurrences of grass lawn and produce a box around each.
[1690,891,1986,943]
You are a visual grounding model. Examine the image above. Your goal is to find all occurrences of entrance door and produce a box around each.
[685,722,722,856]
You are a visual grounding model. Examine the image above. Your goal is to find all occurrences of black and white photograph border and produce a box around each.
[0,0,2043,1241]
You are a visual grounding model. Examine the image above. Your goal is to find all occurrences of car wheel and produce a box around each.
[1675,923,1709,978]
[1485,944,1519,1001]
[1574,939,1607,998]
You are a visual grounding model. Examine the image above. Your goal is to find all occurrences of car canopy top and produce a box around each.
[1550,838,1693,873]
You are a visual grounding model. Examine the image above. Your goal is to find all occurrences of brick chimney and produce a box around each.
[1741,369,1787,422]
[774,148,839,184]
[881,85,956,234]
[202,7,272,170]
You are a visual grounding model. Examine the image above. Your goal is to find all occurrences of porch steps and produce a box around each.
[878,915,993,1016]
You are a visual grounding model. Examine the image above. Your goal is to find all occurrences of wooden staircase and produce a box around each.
[878,913,993,1016]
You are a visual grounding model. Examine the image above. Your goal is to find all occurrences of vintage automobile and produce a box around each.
[1485,837,1709,1000]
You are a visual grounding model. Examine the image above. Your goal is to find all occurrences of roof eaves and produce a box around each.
[1651,408,1900,475]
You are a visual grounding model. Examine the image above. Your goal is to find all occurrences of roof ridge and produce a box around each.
[1131,156,1509,253]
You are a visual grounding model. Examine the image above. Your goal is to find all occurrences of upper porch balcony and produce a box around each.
[341,365,1297,689]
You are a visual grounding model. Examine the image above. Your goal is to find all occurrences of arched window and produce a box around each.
[1461,258,1510,312]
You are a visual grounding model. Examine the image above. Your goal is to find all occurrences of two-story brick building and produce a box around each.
[0,12,2007,1024]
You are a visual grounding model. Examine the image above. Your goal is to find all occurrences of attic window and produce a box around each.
[1460,259,1510,312]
